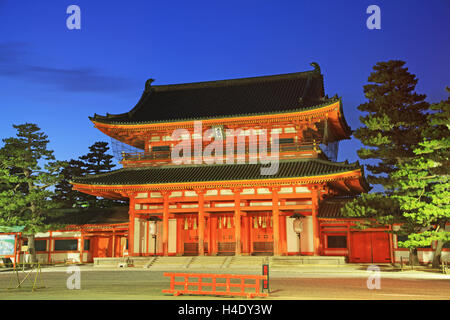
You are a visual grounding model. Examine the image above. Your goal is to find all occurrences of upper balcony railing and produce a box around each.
[120,142,325,167]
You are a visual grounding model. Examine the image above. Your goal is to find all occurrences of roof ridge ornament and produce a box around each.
[145,78,155,92]
[310,62,321,73]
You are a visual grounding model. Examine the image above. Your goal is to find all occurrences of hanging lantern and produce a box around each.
[270,216,273,228]
[193,217,197,230]
[227,216,231,229]
[262,216,267,228]
[253,217,258,229]
[149,221,157,235]
[259,216,262,227]
[293,217,304,234]
[184,217,188,230]
[219,217,222,229]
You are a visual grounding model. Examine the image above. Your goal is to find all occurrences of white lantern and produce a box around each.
[149,221,157,236]
[293,217,303,234]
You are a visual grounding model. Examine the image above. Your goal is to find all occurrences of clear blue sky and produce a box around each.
[0,1,449,169]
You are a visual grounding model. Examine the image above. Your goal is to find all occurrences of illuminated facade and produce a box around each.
[71,64,397,262]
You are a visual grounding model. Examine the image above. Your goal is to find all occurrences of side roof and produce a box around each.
[45,206,129,226]
[91,64,328,125]
[318,197,357,218]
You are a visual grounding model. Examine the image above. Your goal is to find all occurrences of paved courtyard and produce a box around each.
[0,265,449,300]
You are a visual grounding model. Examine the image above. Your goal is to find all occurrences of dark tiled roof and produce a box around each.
[318,197,356,218]
[91,66,327,124]
[45,206,129,225]
[72,159,361,186]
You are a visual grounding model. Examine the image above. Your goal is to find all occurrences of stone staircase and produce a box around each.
[93,257,151,268]
[225,256,268,270]
[269,256,346,268]
[183,256,229,269]
[145,256,192,270]
[94,255,346,270]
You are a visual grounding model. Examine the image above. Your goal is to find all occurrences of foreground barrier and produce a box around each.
[162,272,268,298]
[6,263,46,292]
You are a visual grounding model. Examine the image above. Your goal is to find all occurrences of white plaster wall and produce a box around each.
[394,249,449,263]
[134,218,145,254]
[51,232,81,237]
[286,217,299,252]
[168,219,177,254]
[302,216,313,253]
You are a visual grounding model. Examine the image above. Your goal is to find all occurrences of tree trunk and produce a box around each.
[432,240,444,268]
[432,223,446,268]
[409,248,419,266]
[27,234,38,264]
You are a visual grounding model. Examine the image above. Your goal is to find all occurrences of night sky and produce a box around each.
[0,1,449,172]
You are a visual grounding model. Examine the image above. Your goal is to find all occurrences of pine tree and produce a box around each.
[54,141,125,208]
[53,159,95,207]
[392,91,450,267]
[79,141,115,175]
[343,60,430,266]
[355,60,429,190]
[0,123,65,262]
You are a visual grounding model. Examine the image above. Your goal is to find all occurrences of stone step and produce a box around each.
[226,256,267,269]
[269,256,346,266]
[93,257,152,268]
[187,256,228,269]
[148,256,192,270]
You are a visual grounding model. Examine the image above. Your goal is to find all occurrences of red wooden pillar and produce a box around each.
[388,224,394,263]
[145,221,149,256]
[112,229,116,258]
[48,231,52,264]
[311,186,320,256]
[233,188,242,256]
[13,233,18,268]
[271,187,281,256]
[196,189,205,256]
[129,197,136,257]
[210,215,218,255]
[162,191,170,256]
[80,233,84,263]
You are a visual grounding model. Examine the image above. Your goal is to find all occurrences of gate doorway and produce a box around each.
[250,213,274,255]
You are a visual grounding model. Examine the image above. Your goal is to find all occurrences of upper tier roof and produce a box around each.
[91,63,332,125]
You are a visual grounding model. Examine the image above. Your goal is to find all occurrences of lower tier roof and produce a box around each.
[71,159,369,196]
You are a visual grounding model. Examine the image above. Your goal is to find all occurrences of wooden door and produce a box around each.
[94,237,111,258]
[350,232,372,263]
[350,232,391,263]
[371,232,391,263]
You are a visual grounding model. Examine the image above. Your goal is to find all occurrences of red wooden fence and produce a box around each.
[162,272,268,298]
